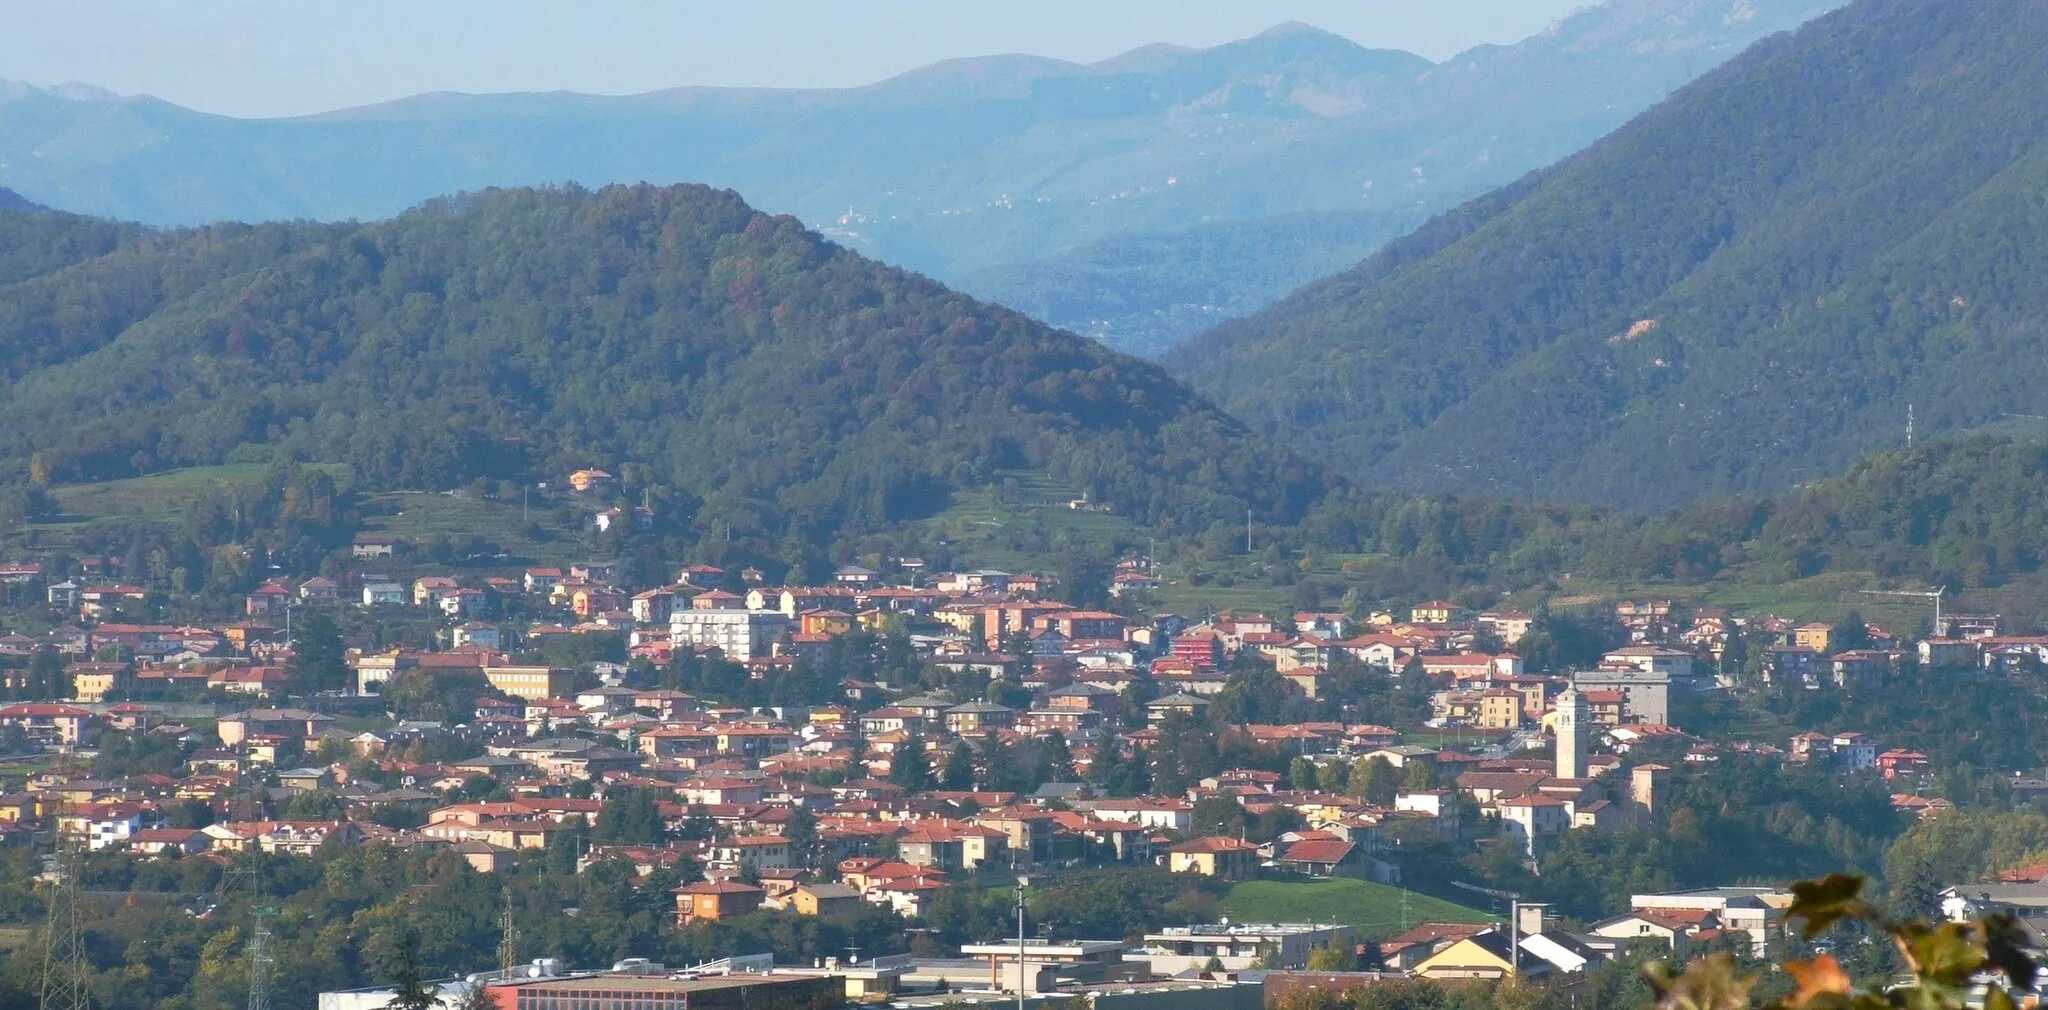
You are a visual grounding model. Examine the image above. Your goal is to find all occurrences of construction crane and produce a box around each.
[1858,586,1946,637]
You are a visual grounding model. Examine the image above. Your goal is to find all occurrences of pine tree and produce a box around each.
[452,982,495,1010]
[890,732,933,792]
[289,610,349,696]
[941,742,976,791]
[1040,731,1074,783]
[384,931,438,1010]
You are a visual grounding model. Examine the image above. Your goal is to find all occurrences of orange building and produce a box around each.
[673,879,764,925]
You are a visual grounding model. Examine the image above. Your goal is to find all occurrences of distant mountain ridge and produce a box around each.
[0,0,1839,356]
[1171,0,2048,511]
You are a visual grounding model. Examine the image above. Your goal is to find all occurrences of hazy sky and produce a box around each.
[3,0,1591,119]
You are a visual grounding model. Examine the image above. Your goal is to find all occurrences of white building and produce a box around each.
[361,581,405,607]
[669,609,791,662]
[1138,923,1356,974]
[1497,794,1570,857]
[1629,887,1789,957]
[1601,646,1696,680]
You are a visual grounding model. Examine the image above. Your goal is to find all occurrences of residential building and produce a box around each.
[1165,836,1259,879]
[669,608,791,662]
[483,665,573,701]
[673,879,764,924]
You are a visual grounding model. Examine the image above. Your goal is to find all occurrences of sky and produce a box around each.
[2,0,1591,119]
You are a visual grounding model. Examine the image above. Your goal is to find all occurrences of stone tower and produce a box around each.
[1555,685,1589,780]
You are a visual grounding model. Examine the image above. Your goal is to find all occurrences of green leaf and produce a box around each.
[1644,953,1757,1010]
[1978,914,2039,992]
[1787,874,1874,939]
[1893,921,1986,986]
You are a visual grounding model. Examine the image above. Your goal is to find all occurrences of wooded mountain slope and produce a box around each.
[0,186,1323,545]
[0,1,1838,357]
[1171,0,2048,511]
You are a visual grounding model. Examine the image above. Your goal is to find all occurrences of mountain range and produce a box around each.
[0,185,1323,550]
[1172,0,2048,511]
[0,0,1840,357]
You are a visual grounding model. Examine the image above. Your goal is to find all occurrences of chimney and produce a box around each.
[1516,903,1549,937]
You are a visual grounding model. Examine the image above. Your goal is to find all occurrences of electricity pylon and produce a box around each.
[39,840,90,1010]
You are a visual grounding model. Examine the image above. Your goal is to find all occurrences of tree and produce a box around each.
[1289,757,1320,792]
[290,610,349,696]
[594,787,666,845]
[1402,760,1436,792]
[1348,756,1399,805]
[1306,936,1355,971]
[1316,760,1350,794]
[1831,609,1871,653]
[1189,795,1246,838]
[21,646,68,701]
[283,790,345,821]
[1038,731,1075,783]
[382,930,437,1010]
[942,741,977,791]
[890,733,933,793]
[451,982,495,1010]
[784,806,819,871]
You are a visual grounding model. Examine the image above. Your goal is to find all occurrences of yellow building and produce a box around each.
[1410,600,1465,624]
[1412,933,1521,980]
[1164,836,1260,879]
[66,663,133,703]
[484,665,573,701]
[1478,689,1522,730]
[1794,623,1833,652]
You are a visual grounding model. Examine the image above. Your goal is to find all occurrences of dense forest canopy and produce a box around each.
[1171,0,2048,511]
[0,185,1325,551]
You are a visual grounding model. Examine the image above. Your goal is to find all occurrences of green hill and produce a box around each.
[1171,0,2048,511]
[0,185,1324,554]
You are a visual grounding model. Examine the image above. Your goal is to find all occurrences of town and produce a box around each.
[0,468,2041,1010]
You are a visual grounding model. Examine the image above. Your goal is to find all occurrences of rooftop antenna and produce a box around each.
[39,837,89,1010]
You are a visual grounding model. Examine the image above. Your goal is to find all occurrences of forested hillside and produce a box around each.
[1172,0,2048,510]
[0,1,1838,357]
[0,186,1324,550]
[1286,436,2048,606]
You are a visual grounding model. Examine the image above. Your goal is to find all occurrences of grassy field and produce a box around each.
[1499,566,2040,630]
[1221,878,1494,938]
[43,463,346,526]
[909,470,1146,568]
[356,490,579,569]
